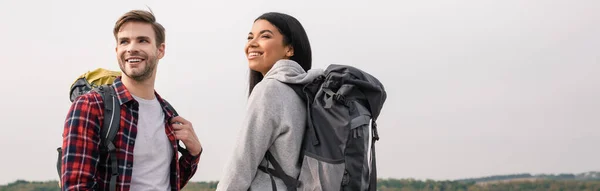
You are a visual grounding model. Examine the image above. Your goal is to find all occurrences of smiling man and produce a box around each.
[61,10,202,191]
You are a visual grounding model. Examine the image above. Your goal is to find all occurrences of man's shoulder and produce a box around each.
[76,89,104,101]
[70,89,105,111]
[65,89,106,129]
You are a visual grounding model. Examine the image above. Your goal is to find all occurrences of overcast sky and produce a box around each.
[0,0,598,185]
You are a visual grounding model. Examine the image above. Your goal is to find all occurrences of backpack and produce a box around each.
[57,68,121,189]
[57,68,179,191]
[259,64,387,191]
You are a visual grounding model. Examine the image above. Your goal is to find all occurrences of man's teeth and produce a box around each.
[128,58,142,63]
[249,52,262,57]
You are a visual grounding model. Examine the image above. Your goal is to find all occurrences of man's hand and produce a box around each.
[171,116,202,156]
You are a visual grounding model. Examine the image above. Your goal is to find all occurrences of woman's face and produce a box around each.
[245,19,293,75]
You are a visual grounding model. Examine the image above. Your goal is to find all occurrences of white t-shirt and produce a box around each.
[130,94,173,191]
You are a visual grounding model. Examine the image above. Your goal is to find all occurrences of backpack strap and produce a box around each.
[283,81,321,147]
[96,85,120,191]
[163,100,178,116]
[162,100,189,155]
[368,121,379,191]
[259,151,300,191]
[369,144,377,191]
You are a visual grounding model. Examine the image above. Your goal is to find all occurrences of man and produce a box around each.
[61,9,202,191]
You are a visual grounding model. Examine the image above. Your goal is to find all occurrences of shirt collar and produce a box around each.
[111,76,176,120]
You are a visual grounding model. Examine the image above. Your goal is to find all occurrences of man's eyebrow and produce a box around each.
[117,36,151,41]
[136,36,151,40]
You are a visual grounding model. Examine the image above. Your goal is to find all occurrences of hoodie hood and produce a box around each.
[263,59,324,85]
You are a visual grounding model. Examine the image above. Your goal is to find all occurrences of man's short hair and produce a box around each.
[113,10,165,47]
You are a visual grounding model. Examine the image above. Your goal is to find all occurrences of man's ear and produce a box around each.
[157,43,166,59]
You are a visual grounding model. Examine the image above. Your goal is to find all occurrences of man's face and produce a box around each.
[115,21,164,82]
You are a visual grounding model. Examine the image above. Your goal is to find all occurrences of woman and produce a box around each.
[216,12,323,190]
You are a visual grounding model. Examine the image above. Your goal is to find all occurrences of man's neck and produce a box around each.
[122,76,156,100]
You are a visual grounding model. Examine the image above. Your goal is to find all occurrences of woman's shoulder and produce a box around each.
[249,79,303,110]
[252,78,296,98]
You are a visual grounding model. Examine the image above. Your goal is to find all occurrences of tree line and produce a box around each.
[4,179,600,191]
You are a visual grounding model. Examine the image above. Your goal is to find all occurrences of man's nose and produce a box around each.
[126,42,140,53]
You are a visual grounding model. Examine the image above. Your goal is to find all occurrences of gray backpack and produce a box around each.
[259,64,387,191]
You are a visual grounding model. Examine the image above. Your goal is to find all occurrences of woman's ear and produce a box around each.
[285,46,294,57]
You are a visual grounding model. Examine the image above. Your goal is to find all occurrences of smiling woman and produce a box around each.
[216,12,319,191]
[245,20,294,76]
[245,12,312,96]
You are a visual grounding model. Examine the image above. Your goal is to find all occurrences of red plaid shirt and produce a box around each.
[61,77,200,191]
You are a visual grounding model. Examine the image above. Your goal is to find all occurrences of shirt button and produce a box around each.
[126,164,132,168]
[129,140,134,145]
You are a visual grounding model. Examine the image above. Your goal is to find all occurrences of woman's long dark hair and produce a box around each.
[248,12,312,96]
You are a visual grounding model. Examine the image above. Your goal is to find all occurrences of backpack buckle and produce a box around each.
[105,142,117,152]
[333,94,346,103]
[313,75,325,84]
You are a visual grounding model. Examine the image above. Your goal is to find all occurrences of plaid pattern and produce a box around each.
[61,77,200,191]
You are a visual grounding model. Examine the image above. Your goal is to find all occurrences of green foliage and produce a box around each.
[378,178,600,191]
[4,176,600,191]
[456,173,533,183]
[182,181,219,191]
[0,180,59,191]
[378,178,475,191]
[474,179,600,191]
[457,171,600,183]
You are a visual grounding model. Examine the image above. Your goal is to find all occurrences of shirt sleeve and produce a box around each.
[61,94,103,190]
[178,147,201,188]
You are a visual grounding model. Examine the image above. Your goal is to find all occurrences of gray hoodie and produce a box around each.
[216,59,323,191]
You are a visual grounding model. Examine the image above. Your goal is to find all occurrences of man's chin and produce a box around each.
[125,75,150,82]
[124,67,144,75]
[121,70,142,80]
